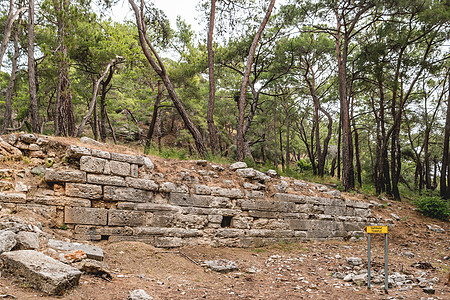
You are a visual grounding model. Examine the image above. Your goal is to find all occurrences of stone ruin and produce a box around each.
[0,133,375,248]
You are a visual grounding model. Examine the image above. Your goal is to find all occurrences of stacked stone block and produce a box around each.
[0,138,376,248]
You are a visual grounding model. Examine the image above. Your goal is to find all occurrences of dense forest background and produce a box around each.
[0,0,449,204]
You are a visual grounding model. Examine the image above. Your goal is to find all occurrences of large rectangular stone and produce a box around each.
[109,160,131,177]
[1,250,81,295]
[16,204,57,220]
[108,209,146,226]
[80,156,107,173]
[210,187,244,199]
[110,152,144,164]
[248,210,279,218]
[29,195,91,207]
[66,145,92,159]
[0,192,26,203]
[117,202,178,212]
[239,199,294,212]
[273,193,307,204]
[289,219,311,230]
[45,169,86,183]
[103,186,153,202]
[64,207,107,225]
[87,174,126,186]
[247,229,294,238]
[65,183,102,199]
[125,177,158,190]
[169,193,232,208]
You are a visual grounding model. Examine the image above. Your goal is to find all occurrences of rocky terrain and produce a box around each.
[0,134,448,299]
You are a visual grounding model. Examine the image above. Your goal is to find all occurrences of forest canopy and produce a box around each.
[0,0,449,201]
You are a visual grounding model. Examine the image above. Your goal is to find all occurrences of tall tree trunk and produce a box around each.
[28,0,39,133]
[337,114,341,179]
[441,80,450,199]
[145,81,164,154]
[54,0,75,136]
[129,0,207,157]
[207,0,218,154]
[1,23,19,133]
[236,0,276,161]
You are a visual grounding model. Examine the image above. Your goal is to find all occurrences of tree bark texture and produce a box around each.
[145,81,164,154]
[236,0,276,161]
[100,65,115,142]
[54,0,75,137]
[207,0,218,154]
[28,0,39,133]
[441,80,450,199]
[1,23,19,133]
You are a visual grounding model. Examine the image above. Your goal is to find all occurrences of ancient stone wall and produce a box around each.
[0,134,374,248]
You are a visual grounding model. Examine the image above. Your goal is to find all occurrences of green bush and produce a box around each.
[296,159,312,173]
[414,196,450,221]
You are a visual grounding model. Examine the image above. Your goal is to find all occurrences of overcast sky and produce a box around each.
[110,0,205,33]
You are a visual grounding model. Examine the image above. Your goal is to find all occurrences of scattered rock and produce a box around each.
[195,160,207,167]
[20,133,38,144]
[80,136,104,147]
[211,165,224,171]
[236,168,256,178]
[142,156,154,170]
[31,165,45,176]
[14,182,28,192]
[14,231,40,250]
[411,262,435,270]
[422,286,435,294]
[0,231,16,254]
[346,257,363,266]
[274,181,288,193]
[402,251,414,258]
[48,239,104,261]
[391,213,400,221]
[127,289,153,300]
[426,224,445,233]
[76,259,112,281]
[230,162,247,171]
[266,169,278,177]
[1,250,82,295]
[204,259,239,273]
[63,250,87,263]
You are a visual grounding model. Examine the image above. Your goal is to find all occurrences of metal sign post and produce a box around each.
[364,226,389,293]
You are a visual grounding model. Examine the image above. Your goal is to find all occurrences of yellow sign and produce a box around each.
[364,226,388,234]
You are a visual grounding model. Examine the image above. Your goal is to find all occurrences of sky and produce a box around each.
[109,0,205,33]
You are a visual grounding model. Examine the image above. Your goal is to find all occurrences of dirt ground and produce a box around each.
[1,194,448,300]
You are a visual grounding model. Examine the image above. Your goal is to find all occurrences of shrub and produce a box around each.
[414,196,450,221]
[296,159,312,173]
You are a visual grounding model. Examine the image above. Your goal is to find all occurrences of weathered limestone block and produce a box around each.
[273,193,306,204]
[274,181,289,193]
[20,133,38,144]
[231,216,250,229]
[128,289,153,300]
[64,207,107,225]
[125,177,158,191]
[134,227,202,238]
[175,214,208,229]
[169,193,232,208]
[194,184,211,195]
[91,148,110,159]
[253,170,271,182]
[1,250,82,295]
[248,229,294,238]
[245,190,265,199]
[236,168,256,178]
[45,169,86,183]
[160,182,189,193]
[109,160,131,177]
[239,199,294,212]
[7,133,17,145]
[0,192,26,203]
[324,205,346,215]
[354,208,372,218]
[65,183,102,199]
[28,143,40,151]
[0,230,16,253]
[87,174,126,186]
[210,187,243,199]
[216,229,245,238]
[151,212,173,227]
[66,145,92,159]
[230,162,247,170]
[111,152,144,165]
[104,186,153,202]
[108,210,146,226]
[154,237,183,248]
[80,136,104,147]
[117,202,178,212]
[248,210,280,218]
[29,195,91,207]
[80,156,107,173]
[75,225,134,237]
[16,204,57,220]
[130,164,139,178]
[289,219,311,231]
[143,156,154,170]
[14,231,40,250]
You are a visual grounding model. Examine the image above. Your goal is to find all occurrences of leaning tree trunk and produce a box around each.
[28,0,39,133]
[100,65,115,142]
[77,60,116,137]
[236,0,276,161]
[1,23,19,133]
[207,0,218,154]
[145,81,164,154]
[129,0,207,157]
